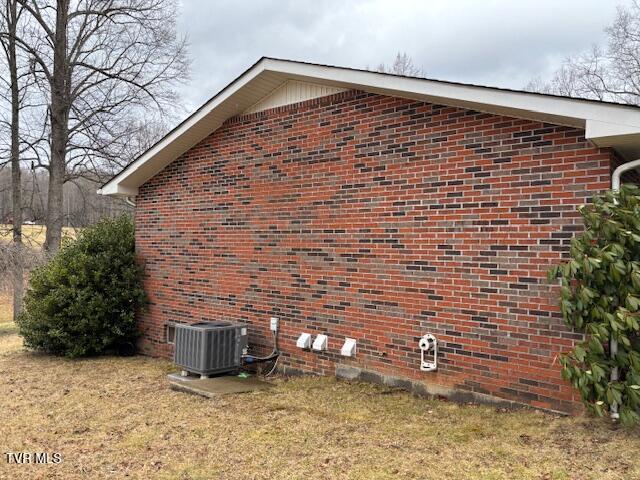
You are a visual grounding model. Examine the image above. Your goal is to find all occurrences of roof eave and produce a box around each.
[99,57,640,197]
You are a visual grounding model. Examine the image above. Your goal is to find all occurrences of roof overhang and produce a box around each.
[99,57,640,197]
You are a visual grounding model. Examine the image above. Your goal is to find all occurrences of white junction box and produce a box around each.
[312,334,328,351]
[270,317,279,332]
[296,332,312,349]
[340,338,357,357]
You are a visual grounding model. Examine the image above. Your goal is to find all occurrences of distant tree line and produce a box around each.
[0,167,130,227]
[372,52,425,77]
[375,52,424,77]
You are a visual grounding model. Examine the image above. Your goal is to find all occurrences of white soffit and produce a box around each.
[99,57,640,197]
[244,80,347,114]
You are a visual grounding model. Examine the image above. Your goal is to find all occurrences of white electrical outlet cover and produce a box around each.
[296,332,312,349]
[270,317,279,332]
[340,338,356,357]
[312,334,328,351]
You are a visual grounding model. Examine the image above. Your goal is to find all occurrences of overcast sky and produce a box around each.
[176,0,630,112]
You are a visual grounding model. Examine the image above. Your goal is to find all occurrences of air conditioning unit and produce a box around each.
[174,321,248,377]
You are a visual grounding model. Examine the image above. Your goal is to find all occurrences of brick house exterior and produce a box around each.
[100,58,640,413]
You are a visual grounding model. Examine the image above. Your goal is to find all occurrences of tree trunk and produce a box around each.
[44,0,69,254]
[8,0,23,321]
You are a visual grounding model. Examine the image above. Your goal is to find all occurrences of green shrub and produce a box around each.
[17,214,146,358]
[549,185,640,425]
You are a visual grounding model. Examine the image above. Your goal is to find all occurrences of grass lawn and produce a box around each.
[0,291,12,323]
[0,297,639,479]
[0,224,77,248]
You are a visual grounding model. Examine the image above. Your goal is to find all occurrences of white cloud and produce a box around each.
[177,0,630,111]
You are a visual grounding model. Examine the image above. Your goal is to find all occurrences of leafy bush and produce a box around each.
[17,214,146,358]
[549,185,640,425]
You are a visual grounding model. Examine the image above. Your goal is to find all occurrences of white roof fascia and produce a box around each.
[98,58,270,196]
[264,59,640,132]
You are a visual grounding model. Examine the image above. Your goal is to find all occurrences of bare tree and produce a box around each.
[526,1,640,104]
[14,0,188,252]
[376,52,424,77]
[0,0,27,319]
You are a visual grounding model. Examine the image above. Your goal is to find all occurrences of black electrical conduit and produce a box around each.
[241,329,280,364]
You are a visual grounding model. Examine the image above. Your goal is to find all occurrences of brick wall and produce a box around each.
[135,90,614,413]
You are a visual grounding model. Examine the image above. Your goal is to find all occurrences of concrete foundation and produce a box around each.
[278,364,568,415]
[168,372,273,398]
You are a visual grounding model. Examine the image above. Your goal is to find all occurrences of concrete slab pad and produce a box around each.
[168,373,273,398]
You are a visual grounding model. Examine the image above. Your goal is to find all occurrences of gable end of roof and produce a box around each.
[99,57,640,197]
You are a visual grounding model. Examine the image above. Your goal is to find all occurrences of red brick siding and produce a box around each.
[135,90,613,413]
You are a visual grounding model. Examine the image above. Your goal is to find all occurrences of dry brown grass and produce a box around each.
[0,224,77,248]
[0,291,12,324]
[0,294,639,479]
